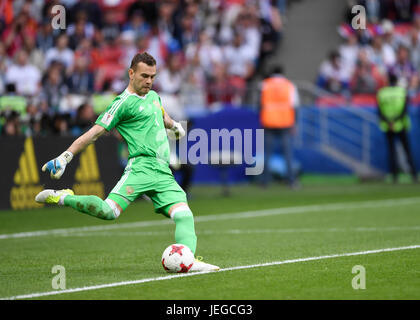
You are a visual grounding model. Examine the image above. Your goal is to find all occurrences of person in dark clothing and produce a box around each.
[377,73,418,183]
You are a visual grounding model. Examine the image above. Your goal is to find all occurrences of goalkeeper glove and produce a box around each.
[167,121,186,140]
[42,151,73,179]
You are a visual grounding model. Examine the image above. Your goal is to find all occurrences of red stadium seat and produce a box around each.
[350,94,377,107]
[316,95,347,107]
[410,93,420,106]
[99,0,137,24]
[394,23,412,36]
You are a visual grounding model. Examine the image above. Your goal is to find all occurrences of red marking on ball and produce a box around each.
[162,258,170,271]
[170,245,184,256]
[178,262,193,273]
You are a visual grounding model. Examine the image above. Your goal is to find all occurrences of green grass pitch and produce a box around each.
[1,177,420,300]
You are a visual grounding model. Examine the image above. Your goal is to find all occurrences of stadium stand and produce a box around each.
[316,0,420,107]
[0,0,285,137]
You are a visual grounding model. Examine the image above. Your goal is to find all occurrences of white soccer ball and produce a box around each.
[161,244,195,273]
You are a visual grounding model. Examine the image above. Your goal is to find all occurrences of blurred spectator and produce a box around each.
[365,32,396,74]
[1,111,21,136]
[338,27,360,78]
[355,25,373,46]
[406,28,420,71]
[24,98,45,136]
[2,10,36,57]
[39,64,68,113]
[362,0,381,24]
[5,49,41,96]
[389,0,417,22]
[389,45,418,90]
[36,20,55,53]
[258,16,280,70]
[381,19,403,50]
[317,50,349,94]
[223,31,255,80]
[122,9,150,39]
[120,30,138,69]
[74,38,94,72]
[93,34,125,91]
[71,102,96,136]
[23,34,44,72]
[237,7,262,62]
[174,13,199,49]
[413,8,420,38]
[185,30,223,78]
[44,33,74,75]
[102,10,121,41]
[51,113,70,136]
[207,63,234,107]
[143,22,171,69]
[350,49,387,94]
[155,53,185,121]
[69,0,103,28]
[66,56,94,95]
[0,0,14,27]
[259,0,282,32]
[276,0,288,18]
[67,11,95,50]
[0,42,11,88]
[156,53,184,95]
[256,1,282,71]
[180,60,207,113]
[157,1,177,40]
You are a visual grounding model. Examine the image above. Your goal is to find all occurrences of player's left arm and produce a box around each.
[161,106,185,139]
[162,108,174,129]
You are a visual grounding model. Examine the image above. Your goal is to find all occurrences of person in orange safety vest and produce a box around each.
[260,65,300,188]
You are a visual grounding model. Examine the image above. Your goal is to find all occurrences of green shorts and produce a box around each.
[108,156,187,215]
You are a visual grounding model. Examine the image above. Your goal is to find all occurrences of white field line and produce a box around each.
[2,244,419,300]
[1,197,420,240]
[63,226,420,238]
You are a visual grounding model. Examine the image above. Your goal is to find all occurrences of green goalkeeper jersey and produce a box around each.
[96,89,170,166]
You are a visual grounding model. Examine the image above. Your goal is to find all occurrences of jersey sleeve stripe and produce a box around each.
[109,91,128,115]
[109,91,129,115]
[107,92,125,115]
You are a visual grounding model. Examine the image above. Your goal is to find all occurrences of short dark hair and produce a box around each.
[271,64,284,75]
[388,72,398,86]
[130,52,156,70]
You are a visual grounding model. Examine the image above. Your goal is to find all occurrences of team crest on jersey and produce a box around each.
[153,100,160,108]
[139,106,144,112]
[101,112,113,126]
[126,186,134,195]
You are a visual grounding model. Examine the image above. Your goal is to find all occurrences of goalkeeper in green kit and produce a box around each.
[35,52,219,272]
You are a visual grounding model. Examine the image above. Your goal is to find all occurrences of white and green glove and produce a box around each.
[167,121,186,140]
[42,151,73,179]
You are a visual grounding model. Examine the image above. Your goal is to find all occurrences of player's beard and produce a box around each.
[142,86,151,94]
[135,83,150,96]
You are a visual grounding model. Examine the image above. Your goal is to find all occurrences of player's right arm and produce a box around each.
[42,94,127,179]
[67,124,106,155]
[42,124,106,179]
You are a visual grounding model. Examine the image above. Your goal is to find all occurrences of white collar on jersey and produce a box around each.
[124,88,149,99]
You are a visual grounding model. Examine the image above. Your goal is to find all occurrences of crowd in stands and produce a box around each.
[317,0,420,104]
[0,0,285,137]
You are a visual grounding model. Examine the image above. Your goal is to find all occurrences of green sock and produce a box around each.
[63,195,117,220]
[172,210,197,255]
